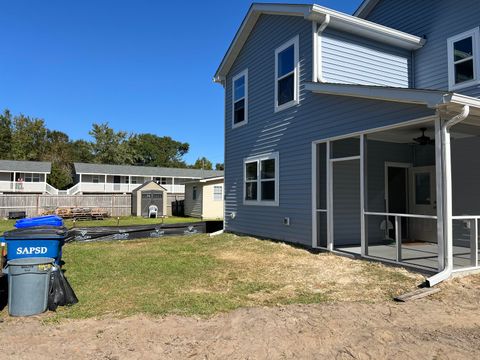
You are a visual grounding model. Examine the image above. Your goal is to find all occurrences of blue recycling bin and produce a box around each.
[15,215,64,229]
[3,226,68,265]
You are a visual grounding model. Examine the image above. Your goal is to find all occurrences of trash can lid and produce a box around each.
[7,257,55,266]
[3,226,68,239]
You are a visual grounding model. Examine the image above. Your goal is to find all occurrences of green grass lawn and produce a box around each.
[1,233,422,321]
[0,216,199,234]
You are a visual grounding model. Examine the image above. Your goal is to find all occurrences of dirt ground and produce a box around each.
[1,276,479,360]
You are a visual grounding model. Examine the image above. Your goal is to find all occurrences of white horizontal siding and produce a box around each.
[321,29,410,87]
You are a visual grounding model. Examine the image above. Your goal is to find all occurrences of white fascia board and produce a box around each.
[199,176,224,183]
[213,4,310,83]
[308,5,424,50]
[305,82,450,108]
[449,93,480,109]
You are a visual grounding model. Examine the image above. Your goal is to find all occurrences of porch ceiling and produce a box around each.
[367,120,480,144]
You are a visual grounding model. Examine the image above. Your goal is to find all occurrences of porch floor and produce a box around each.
[336,242,479,271]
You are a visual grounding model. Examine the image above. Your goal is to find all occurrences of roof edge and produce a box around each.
[305,82,453,108]
[353,0,380,19]
[214,2,424,83]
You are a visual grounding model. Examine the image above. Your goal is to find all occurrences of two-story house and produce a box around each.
[215,1,480,285]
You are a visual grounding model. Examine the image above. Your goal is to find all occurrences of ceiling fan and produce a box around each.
[413,127,434,145]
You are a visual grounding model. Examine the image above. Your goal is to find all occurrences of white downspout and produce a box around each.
[427,105,470,287]
[312,14,330,83]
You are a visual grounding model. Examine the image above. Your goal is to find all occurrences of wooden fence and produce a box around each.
[0,194,132,218]
[0,193,186,218]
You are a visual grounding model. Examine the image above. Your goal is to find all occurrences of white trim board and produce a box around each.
[274,35,300,113]
[232,68,249,128]
[447,28,480,91]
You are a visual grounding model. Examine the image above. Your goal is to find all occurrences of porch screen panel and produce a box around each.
[331,137,360,159]
[317,143,327,210]
[316,143,327,248]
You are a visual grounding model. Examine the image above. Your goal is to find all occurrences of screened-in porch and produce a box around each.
[312,113,480,275]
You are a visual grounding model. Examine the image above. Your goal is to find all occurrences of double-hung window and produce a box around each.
[275,36,299,112]
[232,69,248,127]
[447,28,480,90]
[244,152,279,206]
[213,185,223,201]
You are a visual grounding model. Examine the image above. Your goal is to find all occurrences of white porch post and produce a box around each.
[435,117,445,271]
[13,171,16,192]
[360,134,367,257]
[129,175,131,192]
[326,141,333,251]
[172,177,175,192]
[104,174,107,192]
[311,142,317,248]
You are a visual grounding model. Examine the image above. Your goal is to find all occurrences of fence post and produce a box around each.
[36,194,40,215]
[111,195,115,217]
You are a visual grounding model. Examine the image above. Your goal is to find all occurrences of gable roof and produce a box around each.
[354,0,381,19]
[0,160,51,173]
[214,2,424,82]
[131,180,167,193]
[74,162,224,179]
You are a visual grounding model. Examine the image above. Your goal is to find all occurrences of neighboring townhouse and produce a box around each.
[184,176,224,219]
[71,162,223,195]
[215,1,480,285]
[0,160,53,194]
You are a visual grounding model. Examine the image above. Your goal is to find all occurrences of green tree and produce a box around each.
[192,157,213,170]
[215,163,224,171]
[10,114,48,160]
[129,134,189,168]
[43,130,75,189]
[0,109,12,158]
[89,122,135,165]
[70,139,94,163]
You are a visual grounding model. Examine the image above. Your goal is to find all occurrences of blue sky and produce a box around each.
[0,0,362,165]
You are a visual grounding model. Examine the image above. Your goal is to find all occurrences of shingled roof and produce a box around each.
[0,160,51,173]
[74,162,223,178]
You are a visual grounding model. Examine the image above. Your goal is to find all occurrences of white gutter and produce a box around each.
[316,15,330,83]
[426,105,470,287]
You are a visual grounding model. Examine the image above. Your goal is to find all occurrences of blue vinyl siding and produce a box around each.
[365,0,480,97]
[321,29,411,87]
[223,14,435,247]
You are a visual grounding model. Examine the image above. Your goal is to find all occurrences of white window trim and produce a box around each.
[447,28,480,91]
[274,35,300,113]
[232,69,248,128]
[243,152,279,206]
[213,185,223,201]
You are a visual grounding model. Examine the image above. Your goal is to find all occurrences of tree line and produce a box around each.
[0,110,223,189]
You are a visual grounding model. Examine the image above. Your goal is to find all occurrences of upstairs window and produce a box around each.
[232,69,248,127]
[448,28,480,90]
[244,152,279,206]
[275,36,299,112]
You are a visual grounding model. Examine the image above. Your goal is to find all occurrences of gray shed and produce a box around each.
[131,181,168,217]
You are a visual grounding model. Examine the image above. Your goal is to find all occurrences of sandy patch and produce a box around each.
[1,275,479,360]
